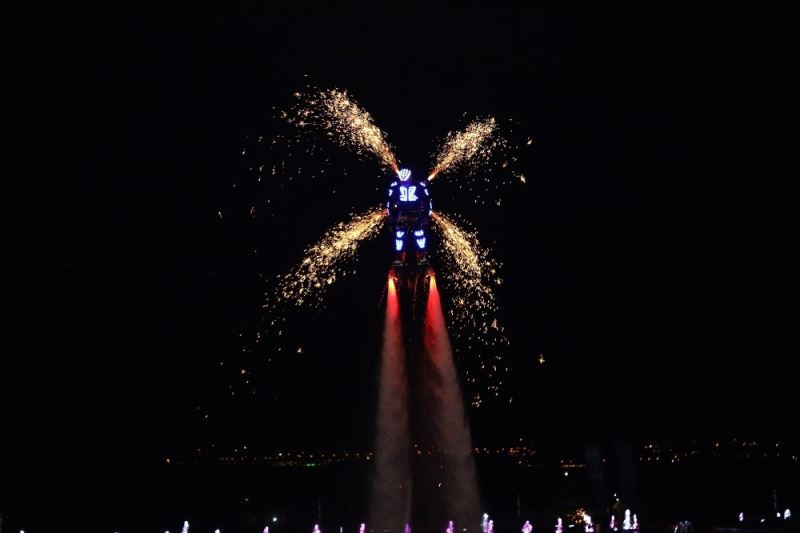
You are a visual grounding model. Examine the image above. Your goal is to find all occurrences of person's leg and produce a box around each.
[413,219,427,264]
[394,224,407,265]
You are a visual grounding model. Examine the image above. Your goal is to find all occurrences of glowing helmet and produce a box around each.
[398,168,412,182]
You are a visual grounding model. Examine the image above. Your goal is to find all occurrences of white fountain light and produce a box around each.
[785,509,791,520]
[739,513,744,523]
[182,521,189,533]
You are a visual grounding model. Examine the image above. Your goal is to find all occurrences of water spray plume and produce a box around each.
[292,88,399,173]
[369,273,412,531]
[270,207,387,311]
[422,279,480,526]
[429,118,498,180]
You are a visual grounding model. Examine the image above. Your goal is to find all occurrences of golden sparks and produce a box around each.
[271,207,387,311]
[428,118,499,180]
[431,211,508,406]
[291,88,399,174]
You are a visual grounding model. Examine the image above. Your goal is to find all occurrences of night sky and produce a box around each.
[5,2,798,487]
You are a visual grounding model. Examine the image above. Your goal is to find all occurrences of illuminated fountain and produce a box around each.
[583,514,594,533]
[555,517,563,533]
[522,520,533,533]
[446,520,455,533]
[622,510,632,531]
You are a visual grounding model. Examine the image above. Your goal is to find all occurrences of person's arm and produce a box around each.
[420,180,432,215]
[387,181,398,218]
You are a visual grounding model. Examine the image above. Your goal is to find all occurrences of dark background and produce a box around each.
[4,2,799,529]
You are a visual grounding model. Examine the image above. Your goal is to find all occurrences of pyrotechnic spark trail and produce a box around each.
[290,88,400,173]
[269,207,387,311]
[428,118,501,180]
[430,211,508,407]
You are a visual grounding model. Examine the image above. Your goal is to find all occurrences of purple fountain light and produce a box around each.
[446,520,455,533]
[522,520,533,533]
[555,517,563,533]
[622,510,632,531]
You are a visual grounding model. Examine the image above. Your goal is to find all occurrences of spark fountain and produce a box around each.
[291,88,399,173]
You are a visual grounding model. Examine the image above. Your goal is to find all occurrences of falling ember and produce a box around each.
[430,211,508,406]
[271,207,387,310]
[291,88,399,173]
[428,118,499,180]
